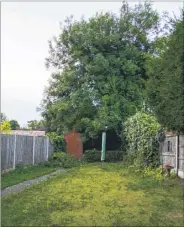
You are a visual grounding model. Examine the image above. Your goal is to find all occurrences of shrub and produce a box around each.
[141,167,163,182]
[105,150,123,162]
[84,149,123,162]
[1,120,11,134]
[46,152,79,168]
[46,132,66,152]
[123,111,165,168]
[84,149,101,162]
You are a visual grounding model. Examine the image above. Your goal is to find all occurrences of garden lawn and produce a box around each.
[1,165,60,189]
[2,163,184,226]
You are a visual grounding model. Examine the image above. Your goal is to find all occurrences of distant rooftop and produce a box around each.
[10,130,45,136]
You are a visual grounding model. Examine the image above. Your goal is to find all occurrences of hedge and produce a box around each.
[84,149,123,162]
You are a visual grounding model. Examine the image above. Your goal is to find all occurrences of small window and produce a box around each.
[167,141,172,152]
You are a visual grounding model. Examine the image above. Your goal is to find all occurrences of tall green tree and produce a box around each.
[41,1,170,140]
[146,11,184,133]
[10,120,20,130]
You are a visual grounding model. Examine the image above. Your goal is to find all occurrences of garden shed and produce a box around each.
[160,132,184,178]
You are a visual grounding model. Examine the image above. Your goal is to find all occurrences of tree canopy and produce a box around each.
[10,120,20,130]
[40,1,171,140]
[146,11,184,133]
[27,120,46,131]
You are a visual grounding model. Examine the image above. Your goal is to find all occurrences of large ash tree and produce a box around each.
[40,1,170,141]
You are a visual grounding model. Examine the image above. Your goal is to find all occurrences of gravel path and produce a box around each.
[1,169,67,198]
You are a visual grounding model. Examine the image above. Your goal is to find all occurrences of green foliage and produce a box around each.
[106,150,124,162]
[46,152,79,168]
[40,1,170,140]
[146,12,184,133]
[46,132,66,152]
[10,120,20,130]
[84,149,101,162]
[15,163,25,171]
[27,119,46,131]
[1,121,11,134]
[124,111,164,168]
[141,167,164,182]
[84,149,123,162]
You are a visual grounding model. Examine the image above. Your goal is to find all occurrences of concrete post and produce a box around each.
[175,134,179,176]
[46,137,49,161]
[33,136,35,165]
[13,135,17,169]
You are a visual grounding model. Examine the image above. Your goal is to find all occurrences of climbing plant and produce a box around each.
[123,111,165,168]
[46,132,66,153]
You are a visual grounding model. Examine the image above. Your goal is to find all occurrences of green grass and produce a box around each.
[2,162,184,226]
[1,164,60,189]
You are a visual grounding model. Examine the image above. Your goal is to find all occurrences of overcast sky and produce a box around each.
[1,1,183,127]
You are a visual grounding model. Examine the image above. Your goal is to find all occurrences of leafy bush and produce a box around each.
[106,150,123,162]
[1,120,11,134]
[84,149,123,162]
[46,132,66,152]
[84,149,101,162]
[46,152,79,168]
[123,111,165,168]
[141,167,163,182]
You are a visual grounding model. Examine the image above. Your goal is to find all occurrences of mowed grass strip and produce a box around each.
[1,164,60,189]
[2,163,183,226]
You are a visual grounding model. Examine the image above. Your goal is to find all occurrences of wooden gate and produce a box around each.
[64,131,83,160]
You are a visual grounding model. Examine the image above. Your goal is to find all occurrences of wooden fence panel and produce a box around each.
[1,135,14,170]
[1,134,54,171]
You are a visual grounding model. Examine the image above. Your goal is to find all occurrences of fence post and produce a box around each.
[175,134,179,176]
[46,137,49,161]
[13,135,17,169]
[33,136,35,165]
